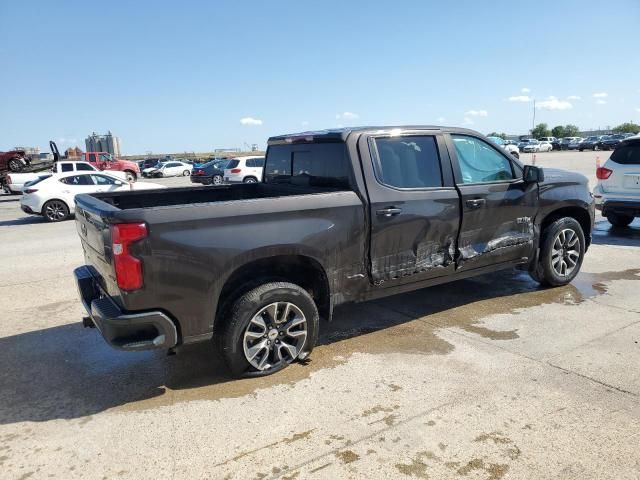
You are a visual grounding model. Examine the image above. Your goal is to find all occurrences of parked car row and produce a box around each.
[190,155,265,185]
[142,161,193,178]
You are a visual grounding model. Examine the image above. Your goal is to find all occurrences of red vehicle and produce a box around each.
[83,152,140,181]
[0,149,30,173]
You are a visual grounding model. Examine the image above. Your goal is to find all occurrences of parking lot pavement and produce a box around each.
[1,150,639,479]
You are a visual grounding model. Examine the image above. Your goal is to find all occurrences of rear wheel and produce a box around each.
[221,282,319,377]
[243,176,258,184]
[183,170,190,176]
[8,158,24,172]
[606,213,634,228]
[42,199,70,222]
[124,171,137,182]
[530,217,585,287]
[212,174,223,185]
[510,151,520,159]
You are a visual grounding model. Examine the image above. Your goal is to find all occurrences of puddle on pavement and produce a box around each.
[118,267,640,411]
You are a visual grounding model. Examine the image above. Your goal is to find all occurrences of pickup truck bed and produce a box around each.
[74,125,594,377]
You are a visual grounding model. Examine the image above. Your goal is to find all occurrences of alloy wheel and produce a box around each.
[45,201,67,221]
[242,302,308,371]
[213,175,222,185]
[551,228,580,277]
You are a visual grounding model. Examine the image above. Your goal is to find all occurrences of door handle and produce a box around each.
[465,198,486,209]
[376,207,402,217]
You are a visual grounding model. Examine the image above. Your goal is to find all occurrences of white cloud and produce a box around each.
[436,116,446,123]
[596,99,607,105]
[56,137,78,145]
[508,95,532,102]
[593,92,608,98]
[301,121,309,126]
[521,87,530,93]
[240,117,263,126]
[567,95,581,100]
[336,112,359,120]
[462,117,474,125]
[464,109,488,117]
[536,96,573,111]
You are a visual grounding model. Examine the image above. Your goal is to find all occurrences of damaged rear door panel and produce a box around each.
[446,133,538,270]
[358,131,460,284]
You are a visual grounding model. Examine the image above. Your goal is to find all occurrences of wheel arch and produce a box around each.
[215,254,332,332]
[539,206,592,248]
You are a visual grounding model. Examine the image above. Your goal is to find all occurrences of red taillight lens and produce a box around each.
[230,168,241,173]
[24,188,38,194]
[6,175,12,183]
[596,167,612,180]
[111,223,148,291]
[195,169,204,175]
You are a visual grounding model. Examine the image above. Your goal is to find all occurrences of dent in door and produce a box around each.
[458,216,534,263]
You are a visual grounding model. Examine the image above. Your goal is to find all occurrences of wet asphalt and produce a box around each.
[1,151,639,479]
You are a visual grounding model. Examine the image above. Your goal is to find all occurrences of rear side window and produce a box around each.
[610,144,640,164]
[264,144,350,188]
[59,175,93,186]
[60,163,73,172]
[371,136,443,188]
[77,163,93,171]
[226,159,239,169]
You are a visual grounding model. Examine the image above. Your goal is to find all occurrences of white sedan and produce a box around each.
[20,172,165,222]
[522,140,553,153]
[143,161,193,178]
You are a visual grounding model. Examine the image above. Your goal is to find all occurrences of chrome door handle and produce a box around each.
[465,198,486,209]
[376,207,402,217]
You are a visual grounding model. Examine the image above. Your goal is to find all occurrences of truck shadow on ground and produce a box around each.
[0,216,47,227]
[2,263,638,425]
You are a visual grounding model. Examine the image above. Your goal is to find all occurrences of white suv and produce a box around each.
[593,135,640,227]
[224,156,265,183]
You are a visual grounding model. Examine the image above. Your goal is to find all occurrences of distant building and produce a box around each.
[85,131,122,156]
[65,147,83,159]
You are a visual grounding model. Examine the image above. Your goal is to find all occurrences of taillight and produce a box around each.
[596,167,612,180]
[195,169,204,175]
[24,188,38,194]
[230,168,241,173]
[6,175,11,184]
[111,223,148,291]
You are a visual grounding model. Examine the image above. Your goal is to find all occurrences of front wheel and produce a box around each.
[221,282,319,377]
[530,217,585,287]
[607,213,634,227]
[42,199,70,222]
[510,151,520,159]
[124,171,137,182]
[212,174,223,185]
[183,170,190,176]
[8,158,25,172]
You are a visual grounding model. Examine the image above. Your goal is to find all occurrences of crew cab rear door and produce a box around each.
[445,133,537,271]
[358,130,460,285]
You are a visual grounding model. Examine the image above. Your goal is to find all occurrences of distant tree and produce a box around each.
[531,123,550,139]
[551,126,566,138]
[612,122,640,134]
[563,124,580,137]
[487,132,507,139]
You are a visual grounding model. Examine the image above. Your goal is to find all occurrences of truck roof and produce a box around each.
[267,125,479,145]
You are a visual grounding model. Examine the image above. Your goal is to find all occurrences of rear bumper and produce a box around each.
[74,266,178,351]
[599,200,640,217]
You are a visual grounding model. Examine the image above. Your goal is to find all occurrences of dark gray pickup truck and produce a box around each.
[73,126,594,376]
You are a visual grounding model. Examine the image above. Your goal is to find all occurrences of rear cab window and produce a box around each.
[264,143,351,188]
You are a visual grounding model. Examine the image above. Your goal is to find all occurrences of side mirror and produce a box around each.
[114,180,124,186]
[523,165,544,183]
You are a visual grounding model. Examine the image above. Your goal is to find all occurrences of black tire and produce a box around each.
[202,178,213,186]
[220,282,319,377]
[243,176,258,184]
[530,217,585,287]
[212,174,223,185]
[510,151,520,159]
[578,148,583,152]
[183,170,190,176]
[124,171,137,182]
[42,199,70,222]
[606,213,634,228]
[8,158,24,172]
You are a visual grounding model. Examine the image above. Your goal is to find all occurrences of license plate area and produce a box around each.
[623,174,640,189]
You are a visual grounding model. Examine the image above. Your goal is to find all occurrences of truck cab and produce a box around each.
[84,152,140,181]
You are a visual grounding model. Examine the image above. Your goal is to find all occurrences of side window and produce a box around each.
[265,144,350,187]
[255,158,265,167]
[372,136,443,188]
[264,147,292,182]
[60,175,93,186]
[76,163,94,171]
[246,159,256,167]
[451,135,514,184]
[60,163,73,172]
[91,174,118,185]
[99,154,112,162]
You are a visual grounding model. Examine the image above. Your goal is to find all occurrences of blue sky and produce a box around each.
[1,0,639,154]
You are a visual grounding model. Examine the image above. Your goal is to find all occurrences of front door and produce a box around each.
[360,132,461,285]
[446,133,538,271]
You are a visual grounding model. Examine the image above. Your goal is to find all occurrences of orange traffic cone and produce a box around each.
[596,156,601,169]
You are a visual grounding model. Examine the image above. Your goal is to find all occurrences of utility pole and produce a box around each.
[532,99,536,134]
